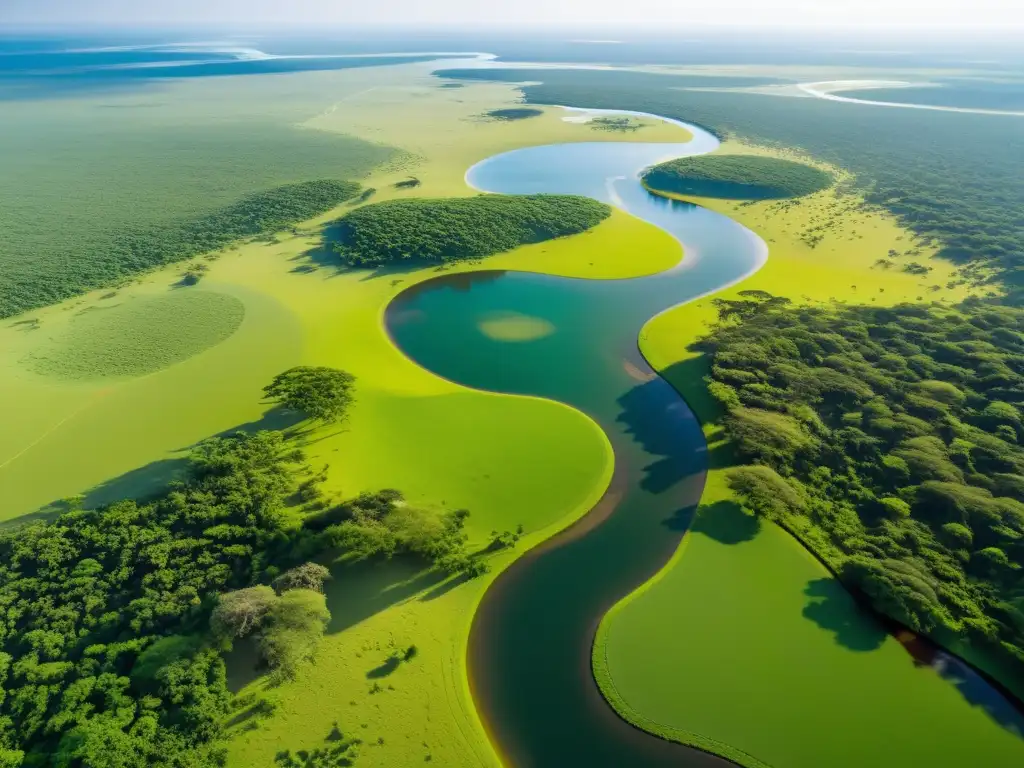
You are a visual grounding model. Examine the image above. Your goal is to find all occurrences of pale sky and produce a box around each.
[1,0,1021,29]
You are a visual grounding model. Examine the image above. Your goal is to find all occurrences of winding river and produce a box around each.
[387,112,763,766]
[383,112,1021,765]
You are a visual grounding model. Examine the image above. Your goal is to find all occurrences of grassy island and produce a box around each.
[332,195,611,265]
[643,154,833,200]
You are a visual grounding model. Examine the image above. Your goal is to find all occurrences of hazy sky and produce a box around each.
[1,0,1021,29]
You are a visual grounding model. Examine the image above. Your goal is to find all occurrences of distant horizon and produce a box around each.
[2,22,1024,41]
[2,0,1023,34]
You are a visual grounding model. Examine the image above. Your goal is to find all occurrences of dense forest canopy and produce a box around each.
[643,155,833,200]
[0,180,360,319]
[0,367,487,766]
[331,195,610,265]
[437,68,1024,299]
[699,292,1024,690]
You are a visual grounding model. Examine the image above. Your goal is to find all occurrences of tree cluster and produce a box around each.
[0,420,484,766]
[643,154,832,200]
[331,195,610,266]
[700,292,1024,688]
[305,491,488,577]
[263,367,356,424]
[0,431,310,766]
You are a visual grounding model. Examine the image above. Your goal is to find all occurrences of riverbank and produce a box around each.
[594,141,1024,767]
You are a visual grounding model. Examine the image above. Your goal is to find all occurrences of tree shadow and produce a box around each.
[418,571,474,602]
[661,504,698,532]
[365,655,401,679]
[690,500,761,544]
[652,353,723,429]
[802,578,887,652]
[324,557,445,635]
[223,636,265,694]
[18,406,307,525]
[615,375,706,495]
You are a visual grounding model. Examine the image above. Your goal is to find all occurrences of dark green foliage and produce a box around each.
[438,67,1024,296]
[0,428,456,763]
[1,180,360,318]
[643,154,832,200]
[0,431,308,765]
[702,293,1024,687]
[264,367,357,423]
[331,195,611,266]
[482,108,543,121]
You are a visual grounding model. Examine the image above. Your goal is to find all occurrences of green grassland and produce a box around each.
[333,194,611,265]
[0,65,689,768]
[643,154,833,200]
[24,291,246,380]
[594,143,1024,767]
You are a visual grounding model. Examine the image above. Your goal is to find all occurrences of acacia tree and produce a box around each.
[210,585,278,639]
[263,366,356,423]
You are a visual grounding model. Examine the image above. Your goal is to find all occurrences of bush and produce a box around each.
[264,367,356,423]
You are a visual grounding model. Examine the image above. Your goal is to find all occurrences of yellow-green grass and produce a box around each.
[595,142,1024,767]
[0,74,687,767]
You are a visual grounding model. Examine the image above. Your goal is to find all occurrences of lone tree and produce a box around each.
[264,366,356,423]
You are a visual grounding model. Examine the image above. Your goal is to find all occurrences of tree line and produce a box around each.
[699,292,1024,692]
[1,180,361,319]
[331,195,610,266]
